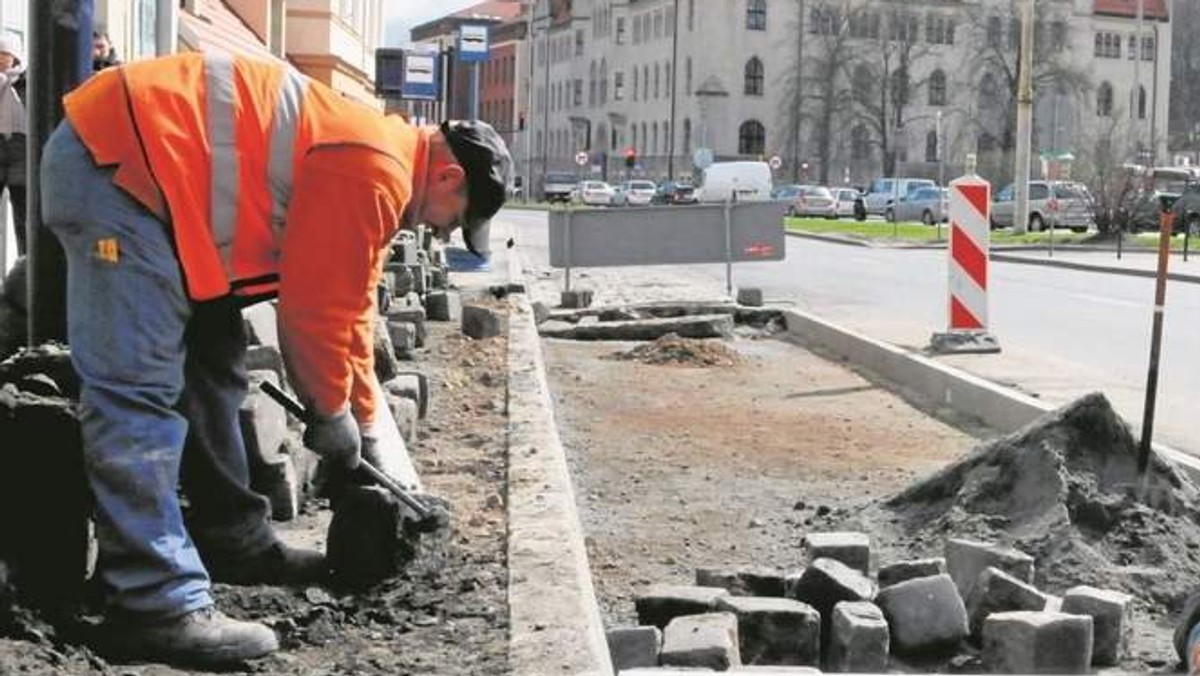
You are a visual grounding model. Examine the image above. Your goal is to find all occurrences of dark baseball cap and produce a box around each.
[440,120,513,257]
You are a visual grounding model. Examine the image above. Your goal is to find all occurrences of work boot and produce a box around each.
[205,542,329,586]
[104,607,278,667]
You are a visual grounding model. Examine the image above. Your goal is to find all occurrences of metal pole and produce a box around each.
[27,0,92,345]
[470,61,480,121]
[155,0,179,56]
[1137,209,1174,473]
[1012,0,1035,235]
[563,207,572,292]
[667,0,679,180]
[541,26,551,201]
[792,0,804,183]
[936,110,945,187]
[523,18,537,203]
[724,200,734,295]
[1133,0,1144,152]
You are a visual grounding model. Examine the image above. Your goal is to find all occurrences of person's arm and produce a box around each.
[277,146,406,424]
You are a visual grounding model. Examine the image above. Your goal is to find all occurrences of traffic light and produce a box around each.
[624,147,637,169]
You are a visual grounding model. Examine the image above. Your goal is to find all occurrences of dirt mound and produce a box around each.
[606,333,741,367]
[875,392,1200,612]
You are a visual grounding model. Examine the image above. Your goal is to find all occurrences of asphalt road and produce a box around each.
[499,207,1199,454]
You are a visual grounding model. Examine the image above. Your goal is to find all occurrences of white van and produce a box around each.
[696,161,772,203]
[863,177,937,216]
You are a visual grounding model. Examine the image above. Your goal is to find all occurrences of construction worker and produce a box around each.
[40,52,510,666]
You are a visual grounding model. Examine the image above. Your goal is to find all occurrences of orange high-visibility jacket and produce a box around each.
[64,52,424,424]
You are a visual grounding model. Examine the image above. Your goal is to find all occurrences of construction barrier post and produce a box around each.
[930,174,1001,354]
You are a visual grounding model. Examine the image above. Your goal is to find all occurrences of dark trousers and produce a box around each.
[1,132,27,254]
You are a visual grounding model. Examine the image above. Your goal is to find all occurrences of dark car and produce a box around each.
[1170,182,1200,236]
[654,181,698,205]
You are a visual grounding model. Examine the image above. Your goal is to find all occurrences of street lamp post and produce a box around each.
[667,0,680,180]
[1012,0,1035,234]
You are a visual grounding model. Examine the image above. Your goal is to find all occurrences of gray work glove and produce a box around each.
[303,408,361,469]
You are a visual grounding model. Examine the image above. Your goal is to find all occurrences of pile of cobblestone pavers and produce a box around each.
[608,532,1133,674]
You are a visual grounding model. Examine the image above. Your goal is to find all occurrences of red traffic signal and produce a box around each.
[624,147,637,169]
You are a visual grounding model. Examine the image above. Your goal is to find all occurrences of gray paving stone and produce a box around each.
[425,290,459,321]
[386,320,417,360]
[660,613,741,671]
[607,626,661,671]
[945,538,1035,601]
[827,601,889,673]
[804,532,871,574]
[636,586,731,630]
[695,567,786,597]
[875,573,969,654]
[787,558,875,648]
[715,596,819,666]
[561,289,595,309]
[736,287,764,307]
[461,304,507,340]
[877,558,947,589]
[966,566,1054,638]
[1061,585,1133,666]
[982,611,1094,674]
[239,371,288,466]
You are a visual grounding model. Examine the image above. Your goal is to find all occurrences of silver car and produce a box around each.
[789,186,837,218]
[991,181,1094,232]
[889,187,948,225]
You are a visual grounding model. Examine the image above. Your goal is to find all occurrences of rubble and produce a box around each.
[461,303,507,340]
[1061,585,1132,666]
[877,558,946,589]
[540,313,736,341]
[695,567,787,597]
[607,626,661,671]
[803,532,870,575]
[786,558,875,646]
[608,333,741,367]
[965,566,1053,638]
[944,539,1035,601]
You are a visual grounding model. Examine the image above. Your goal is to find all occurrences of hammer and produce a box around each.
[259,380,445,533]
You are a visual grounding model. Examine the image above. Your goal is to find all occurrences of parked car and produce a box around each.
[771,184,805,202]
[697,161,773,203]
[788,186,837,218]
[578,180,616,206]
[1125,167,1193,232]
[888,187,949,225]
[653,181,698,205]
[863,177,937,216]
[1169,181,1200,235]
[618,180,656,206]
[991,181,1094,232]
[543,172,579,203]
[833,188,860,219]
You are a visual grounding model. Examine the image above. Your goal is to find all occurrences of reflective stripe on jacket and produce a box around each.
[62,52,422,422]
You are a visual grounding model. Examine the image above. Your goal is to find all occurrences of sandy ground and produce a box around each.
[0,322,511,676]
[544,334,981,627]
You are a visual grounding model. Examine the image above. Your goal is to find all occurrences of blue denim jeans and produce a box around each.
[41,121,276,619]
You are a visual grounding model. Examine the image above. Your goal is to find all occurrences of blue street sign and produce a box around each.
[459,24,490,63]
[398,49,440,101]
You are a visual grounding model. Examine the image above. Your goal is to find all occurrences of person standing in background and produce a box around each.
[93,28,120,72]
[0,37,26,255]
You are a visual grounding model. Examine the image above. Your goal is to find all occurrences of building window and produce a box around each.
[654,63,661,99]
[1097,81,1113,117]
[600,60,608,103]
[928,69,947,106]
[641,123,648,152]
[738,120,765,155]
[616,17,626,44]
[1008,18,1020,51]
[744,57,764,96]
[589,62,597,107]
[576,29,584,56]
[927,14,954,45]
[889,11,919,43]
[633,68,639,101]
[652,123,659,155]
[663,119,671,154]
[665,62,672,97]
[926,131,939,163]
[1127,35,1137,60]
[849,11,880,39]
[1135,85,1147,119]
[574,79,582,107]
[891,68,909,106]
[1142,36,1155,61]
[987,16,1001,49]
[633,15,641,44]
[811,6,840,35]
[1094,32,1121,58]
[654,10,664,39]
[688,0,695,31]
[686,58,693,95]
[666,7,675,36]
[615,71,625,100]
[643,65,650,99]
[747,0,766,31]
[851,125,870,160]
[683,118,692,155]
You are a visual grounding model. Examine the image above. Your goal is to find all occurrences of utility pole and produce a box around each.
[666,0,680,179]
[155,0,179,56]
[1133,0,1144,159]
[1012,0,1035,234]
[792,0,805,183]
[27,0,93,345]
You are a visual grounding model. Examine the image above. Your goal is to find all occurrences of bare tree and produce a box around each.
[1075,112,1158,235]
[846,7,933,176]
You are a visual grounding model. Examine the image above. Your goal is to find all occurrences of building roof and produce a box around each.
[1094,0,1169,21]
[179,0,283,62]
[411,0,524,41]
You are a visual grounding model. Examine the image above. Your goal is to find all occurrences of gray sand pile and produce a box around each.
[868,393,1200,612]
[606,333,741,367]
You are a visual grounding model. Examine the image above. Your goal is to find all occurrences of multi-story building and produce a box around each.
[524,0,1172,190]
[287,0,388,108]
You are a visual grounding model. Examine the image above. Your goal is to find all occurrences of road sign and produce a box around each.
[394,49,439,101]
[768,155,782,170]
[459,24,490,63]
[948,176,991,331]
[693,147,714,169]
[575,151,589,166]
